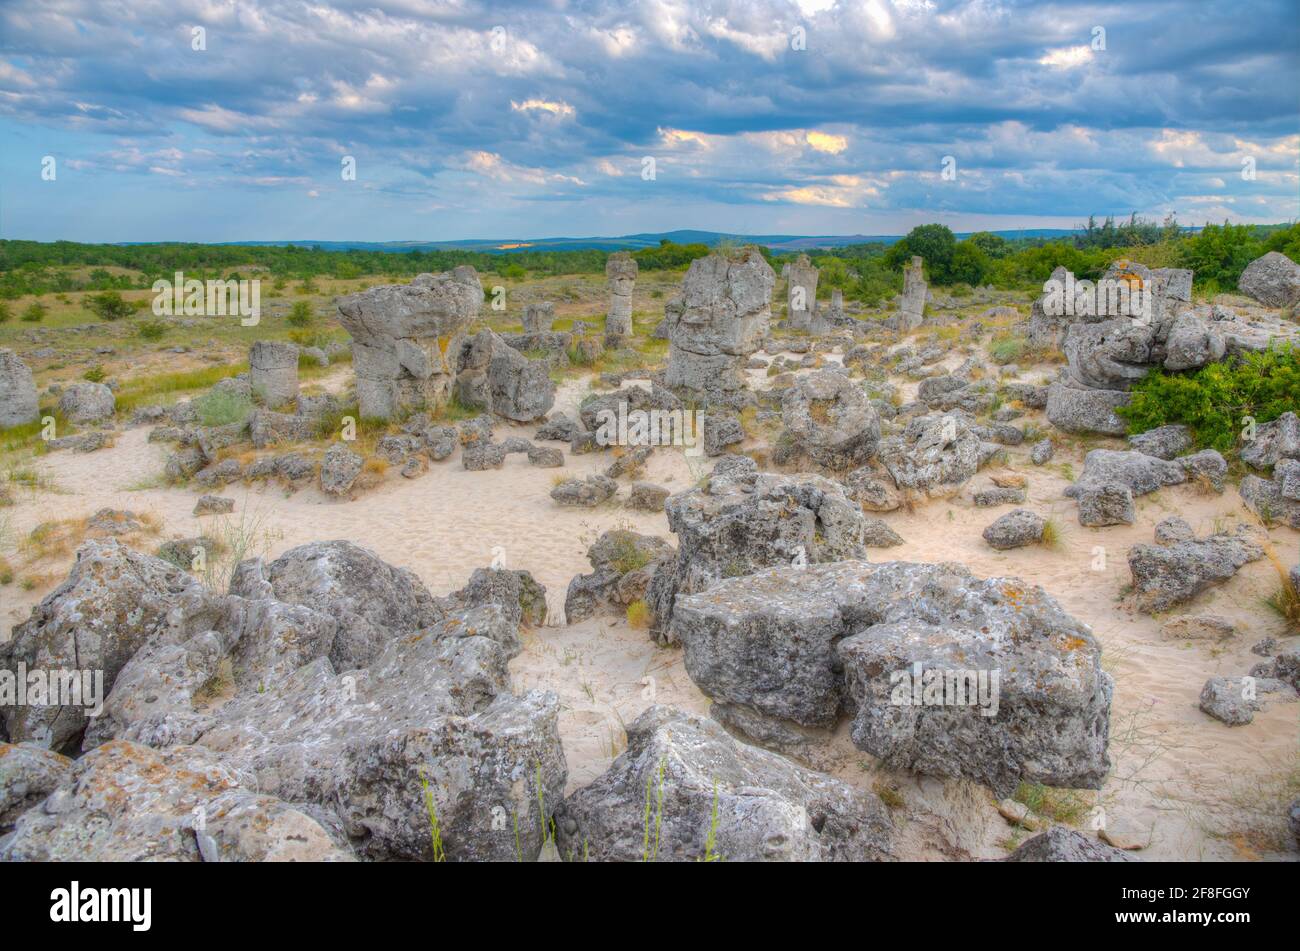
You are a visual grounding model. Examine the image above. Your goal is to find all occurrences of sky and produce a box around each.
[1,0,1297,243]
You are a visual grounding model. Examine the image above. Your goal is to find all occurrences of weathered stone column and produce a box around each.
[249,341,300,407]
[605,252,637,339]
[786,254,819,331]
[0,349,39,429]
[895,256,926,330]
[522,301,554,333]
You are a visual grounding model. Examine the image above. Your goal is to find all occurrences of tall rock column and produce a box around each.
[336,267,482,420]
[894,256,926,330]
[785,254,819,331]
[0,349,39,429]
[249,341,300,407]
[605,252,637,340]
[663,248,774,401]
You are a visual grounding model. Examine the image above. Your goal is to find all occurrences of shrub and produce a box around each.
[287,301,314,327]
[82,365,106,383]
[1117,344,1300,456]
[87,291,132,321]
[0,302,11,323]
[20,302,46,322]
[137,320,167,341]
[192,388,253,427]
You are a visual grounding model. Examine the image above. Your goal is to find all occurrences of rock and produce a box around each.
[646,470,867,643]
[57,382,115,424]
[605,444,652,480]
[249,340,300,406]
[1163,311,1225,371]
[1003,382,1049,409]
[784,254,819,331]
[526,445,563,467]
[1128,424,1193,460]
[1030,438,1055,466]
[1065,449,1186,500]
[629,482,670,512]
[0,349,39,429]
[86,508,145,536]
[47,430,111,453]
[1003,827,1137,862]
[1240,412,1300,470]
[400,456,427,478]
[892,256,926,331]
[455,329,555,422]
[1159,613,1237,641]
[319,444,363,496]
[1198,676,1294,726]
[1178,449,1227,492]
[877,412,983,497]
[1153,515,1196,545]
[0,540,199,751]
[193,495,234,516]
[604,252,637,339]
[844,466,902,511]
[672,560,1112,796]
[862,517,903,548]
[0,743,73,832]
[997,798,1044,831]
[1128,524,1264,612]
[249,409,312,448]
[1075,483,1135,527]
[1240,465,1300,529]
[702,412,745,457]
[522,301,554,333]
[462,442,506,470]
[550,474,617,507]
[233,539,443,671]
[0,740,354,861]
[663,249,773,398]
[336,267,482,419]
[564,530,674,623]
[535,412,579,442]
[973,486,1026,507]
[780,369,881,470]
[1045,379,1129,436]
[552,706,893,862]
[983,509,1046,550]
[1238,251,1300,307]
[441,565,548,633]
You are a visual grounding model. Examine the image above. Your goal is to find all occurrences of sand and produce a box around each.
[1,355,1297,861]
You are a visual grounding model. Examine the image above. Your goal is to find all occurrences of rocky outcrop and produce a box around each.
[522,301,554,333]
[778,369,881,470]
[455,328,555,422]
[670,560,1112,796]
[891,256,926,331]
[646,457,866,643]
[249,340,300,407]
[58,382,115,424]
[553,706,894,862]
[336,267,483,420]
[564,530,673,624]
[663,249,773,400]
[1241,412,1300,470]
[1238,251,1300,308]
[605,252,637,339]
[876,412,984,497]
[784,254,819,331]
[0,349,39,429]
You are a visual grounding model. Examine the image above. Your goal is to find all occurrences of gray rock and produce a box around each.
[702,413,745,457]
[1178,448,1227,492]
[1030,438,1055,466]
[1003,826,1137,862]
[0,349,39,429]
[1075,483,1135,527]
[1065,449,1186,500]
[553,706,894,862]
[535,412,579,442]
[423,424,458,461]
[877,412,983,497]
[249,340,300,407]
[1046,379,1129,436]
[780,369,881,470]
[1238,251,1300,307]
[1128,424,1193,460]
[629,482,671,512]
[456,329,556,422]
[1240,412,1300,470]
[862,517,903,548]
[1199,676,1294,726]
[57,382,115,424]
[462,442,507,470]
[983,509,1046,550]
[564,530,673,623]
[973,486,1026,507]
[671,560,1112,796]
[522,301,555,333]
[1128,525,1264,612]
[320,444,363,495]
[1240,467,1300,529]
[193,495,234,516]
[605,253,637,338]
[0,743,73,832]
[550,474,617,507]
[526,445,563,467]
[1164,311,1225,371]
[844,466,902,511]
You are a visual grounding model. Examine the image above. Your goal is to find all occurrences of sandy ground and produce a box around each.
[1,351,1297,861]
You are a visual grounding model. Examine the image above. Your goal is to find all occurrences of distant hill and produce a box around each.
[215,228,1083,255]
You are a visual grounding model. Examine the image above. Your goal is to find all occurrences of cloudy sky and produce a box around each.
[2,0,1297,243]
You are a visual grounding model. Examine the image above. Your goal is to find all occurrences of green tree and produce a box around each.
[948,241,991,286]
[887,224,957,283]
[88,290,132,321]
[287,301,314,327]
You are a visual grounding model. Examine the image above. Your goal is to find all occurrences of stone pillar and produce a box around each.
[786,254,819,331]
[522,302,554,333]
[0,349,39,429]
[896,256,927,330]
[664,248,774,400]
[605,252,637,339]
[336,266,483,420]
[249,341,300,407]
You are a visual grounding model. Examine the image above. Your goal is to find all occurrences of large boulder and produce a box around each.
[663,249,773,398]
[1238,251,1300,308]
[0,740,355,861]
[564,530,673,624]
[1003,826,1137,862]
[456,328,555,422]
[0,743,73,832]
[876,412,983,497]
[0,349,39,429]
[0,540,198,752]
[1240,412,1300,470]
[552,706,893,862]
[779,369,881,470]
[646,458,866,643]
[336,267,482,420]
[58,381,115,424]
[1045,378,1129,436]
[1240,459,1300,529]
[1064,449,1186,501]
[671,560,1112,797]
[249,340,300,407]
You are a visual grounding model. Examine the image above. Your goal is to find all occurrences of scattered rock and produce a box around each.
[1128,524,1264,612]
[319,444,363,495]
[193,495,234,516]
[983,509,1046,550]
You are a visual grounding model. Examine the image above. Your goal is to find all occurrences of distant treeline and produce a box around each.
[2,214,1297,304]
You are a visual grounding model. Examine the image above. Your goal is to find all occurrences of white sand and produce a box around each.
[2,364,1297,861]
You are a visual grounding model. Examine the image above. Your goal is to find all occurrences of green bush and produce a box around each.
[20,302,46,322]
[137,319,167,341]
[1117,344,1300,456]
[87,291,133,321]
[287,301,314,327]
[83,365,106,383]
[192,388,253,427]
[0,302,11,323]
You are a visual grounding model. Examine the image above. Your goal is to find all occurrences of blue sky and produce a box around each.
[2,0,1297,243]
